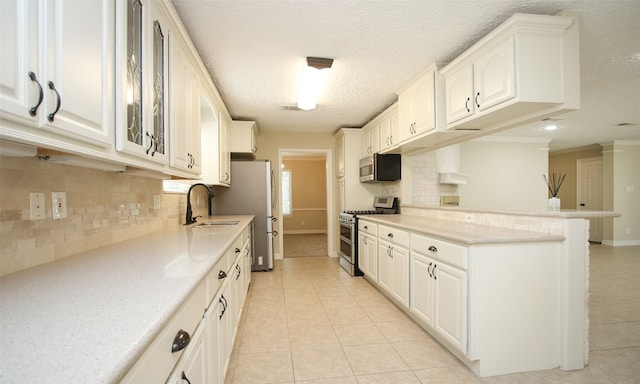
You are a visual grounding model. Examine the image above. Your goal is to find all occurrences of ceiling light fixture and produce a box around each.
[297,57,333,111]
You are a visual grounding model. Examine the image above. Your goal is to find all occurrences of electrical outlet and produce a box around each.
[51,192,67,219]
[29,192,46,220]
[153,195,161,210]
[464,213,475,223]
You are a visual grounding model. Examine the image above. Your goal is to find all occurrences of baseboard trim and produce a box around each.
[601,239,640,246]
[283,230,327,235]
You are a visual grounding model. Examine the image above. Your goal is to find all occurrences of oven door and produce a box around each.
[339,221,354,264]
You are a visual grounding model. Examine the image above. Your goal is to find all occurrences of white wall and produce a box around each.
[602,141,640,246]
[458,137,550,211]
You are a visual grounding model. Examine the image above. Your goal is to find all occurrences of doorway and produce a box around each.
[577,157,603,242]
[278,149,334,259]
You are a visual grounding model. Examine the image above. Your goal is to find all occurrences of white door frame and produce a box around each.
[576,156,603,242]
[277,148,334,259]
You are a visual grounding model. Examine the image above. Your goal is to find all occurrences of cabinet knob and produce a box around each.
[171,329,191,353]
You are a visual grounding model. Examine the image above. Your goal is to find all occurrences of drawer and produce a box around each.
[120,281,206,384]
[412,234,468,270]
[378,225,409,248]
[358,220,377,236]
[206,250,232,305]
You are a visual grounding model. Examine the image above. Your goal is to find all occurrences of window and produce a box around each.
[282,169,292,216]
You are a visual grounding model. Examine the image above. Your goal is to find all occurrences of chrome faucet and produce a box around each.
[185,183,214,225]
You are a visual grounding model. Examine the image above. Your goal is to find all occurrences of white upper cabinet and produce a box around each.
[442,13,578,131]
[0,0,114,147]
[445,37,515,125]
[200,91,231,186]
[115,0,169,165]
[398,67,437,142]
[229,121,258,155]
[169,34,201,175]
[360,121,379,156]
[378,104,399,152]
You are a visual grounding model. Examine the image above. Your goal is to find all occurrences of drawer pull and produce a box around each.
[428,245,438,252]
[171,329,191,353]
[235,247,241,253]
[218,270,227,279]
[387,233,393,238]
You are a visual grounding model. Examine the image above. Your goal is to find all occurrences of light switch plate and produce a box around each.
[51,192,67,219]
[29,192,46,220]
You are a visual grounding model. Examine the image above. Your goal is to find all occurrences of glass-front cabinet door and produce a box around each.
[116,0,168,165]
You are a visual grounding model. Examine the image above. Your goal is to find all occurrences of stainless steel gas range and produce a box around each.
[338,196,399,276]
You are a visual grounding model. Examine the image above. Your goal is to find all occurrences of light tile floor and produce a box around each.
[225,244,640,384]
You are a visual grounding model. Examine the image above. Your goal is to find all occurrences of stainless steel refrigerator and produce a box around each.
[211,160,276,271]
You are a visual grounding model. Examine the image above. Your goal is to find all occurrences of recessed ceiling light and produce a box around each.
[544,124,558,131]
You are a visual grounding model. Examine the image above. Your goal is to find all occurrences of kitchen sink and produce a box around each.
[194,220,239,228]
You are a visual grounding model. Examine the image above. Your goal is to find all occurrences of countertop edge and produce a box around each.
[358,214,566,245]
[402,204,621,219]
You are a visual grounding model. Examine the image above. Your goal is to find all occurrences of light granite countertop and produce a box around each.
[0,215,254,384]
[358,214,566,244]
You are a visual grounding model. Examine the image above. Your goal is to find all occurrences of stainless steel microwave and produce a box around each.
[359,154,401,183]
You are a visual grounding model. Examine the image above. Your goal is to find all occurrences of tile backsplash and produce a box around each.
[0,157,209,276]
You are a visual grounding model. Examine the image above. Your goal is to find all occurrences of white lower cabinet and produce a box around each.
[207,282,231,384]
[365,219,563,377]
[167,321,208,384]
[357,220,378,280]
[410,234,468,354]
[377,225,409,307]
[120,224,251,384]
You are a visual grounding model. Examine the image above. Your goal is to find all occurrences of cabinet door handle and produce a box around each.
[236,264,241,280]
[145,132,154,154]
[475,92,480,108]
[433,264,437,280]
[47,81,61,122]
[465,97,470,113]
[427,262,433,278]
[171,329,191,353]
[28,72,44,116]
[181,371,192,384]
[428,245,437,252]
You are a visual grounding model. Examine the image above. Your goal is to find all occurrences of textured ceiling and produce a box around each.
[172,0,640,151]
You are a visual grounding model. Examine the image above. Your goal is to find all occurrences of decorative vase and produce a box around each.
[548,197,561,211]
